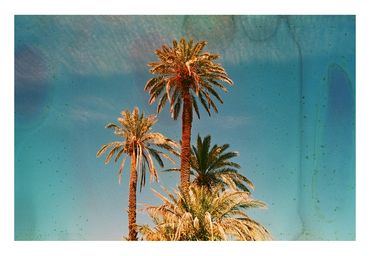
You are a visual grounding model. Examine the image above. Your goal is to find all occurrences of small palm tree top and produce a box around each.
[96,107,179,189]
[138,185,271,241]
[165,134,254,192]
[145,38,233,119]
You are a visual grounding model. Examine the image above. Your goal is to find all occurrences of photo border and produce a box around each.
[1,1,368,256]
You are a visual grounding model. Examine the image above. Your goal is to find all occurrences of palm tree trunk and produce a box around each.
[180,90,192,192]
[128,152,138,241]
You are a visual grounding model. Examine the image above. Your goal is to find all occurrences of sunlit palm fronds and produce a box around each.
[137,185,271,241]
[97,107,179,189]
[145,38,233,120]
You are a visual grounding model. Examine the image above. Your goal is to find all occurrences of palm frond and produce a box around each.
[192,95,200,119]
[198,93,211,116]
[172,98,182,120]
[161,168,181,173]
[118,156,127,184]
[114,148,125,162]
[96,143,111,158]
[105,122,120,130]
[157,93,168,113]
[147,148,164,167]
[104,144,121,164]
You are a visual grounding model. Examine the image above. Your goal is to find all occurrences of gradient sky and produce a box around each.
[15,15,355,240]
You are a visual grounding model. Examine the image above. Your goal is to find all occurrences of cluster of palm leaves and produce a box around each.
[164,135,255,193]
[96,38,271,241]
[145,39,233,120]
[137,134,271,241]
[97,107,178,186]
[138,185,271,241]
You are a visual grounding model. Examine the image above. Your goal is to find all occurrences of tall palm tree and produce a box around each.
[145,38,233,192]
[165,134,254,192]
[137,185,271,241]
[96,107,178,241]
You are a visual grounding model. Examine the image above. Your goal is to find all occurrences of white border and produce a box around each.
[5,0,362,15]
[1,1,369,256]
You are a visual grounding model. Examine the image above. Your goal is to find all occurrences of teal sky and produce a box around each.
[15,15,355,240]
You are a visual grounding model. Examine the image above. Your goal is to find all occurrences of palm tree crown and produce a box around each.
[96,107,178,189]
[138,185,271,241]
[165,135,254,192]
[145,38,233,119]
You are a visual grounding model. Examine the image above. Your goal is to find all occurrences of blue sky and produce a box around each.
[15,15,355,240]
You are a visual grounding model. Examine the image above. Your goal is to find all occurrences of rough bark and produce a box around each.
[180,90,192,192]
[127,152,138,241]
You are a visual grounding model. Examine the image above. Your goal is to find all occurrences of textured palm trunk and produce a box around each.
[180,90,192,192]
[127,153,137,241]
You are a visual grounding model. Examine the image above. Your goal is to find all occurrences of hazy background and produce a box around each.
[15,15,355,240]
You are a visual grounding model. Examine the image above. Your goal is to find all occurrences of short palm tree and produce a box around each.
[165,134,254,192]
[96,107,178,241]
[137,185,271,241]
[145,38,233,192]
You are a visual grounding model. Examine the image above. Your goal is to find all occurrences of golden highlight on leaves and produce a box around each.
[137,185,271,241]
[145,38,233,120]
[96,106,179,189]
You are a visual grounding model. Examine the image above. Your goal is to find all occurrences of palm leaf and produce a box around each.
[198,93,211,116]
[104,145,120,164]
[157,93,168,113]
[118,156,127,184]
[114,147,125,162]
[148,148,164,167]
[192,95,200,119]
[105,122,120,130]
[172,99,181,120]
[96,143,111,158]
[162,168,181,172]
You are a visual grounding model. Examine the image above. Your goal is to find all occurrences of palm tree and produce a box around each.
[165,134,254,192]
[137,185,271,241]
[145,38,233,192]
[96,107,178,241]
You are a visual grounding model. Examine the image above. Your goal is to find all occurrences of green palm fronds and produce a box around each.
[164,135,254,192]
